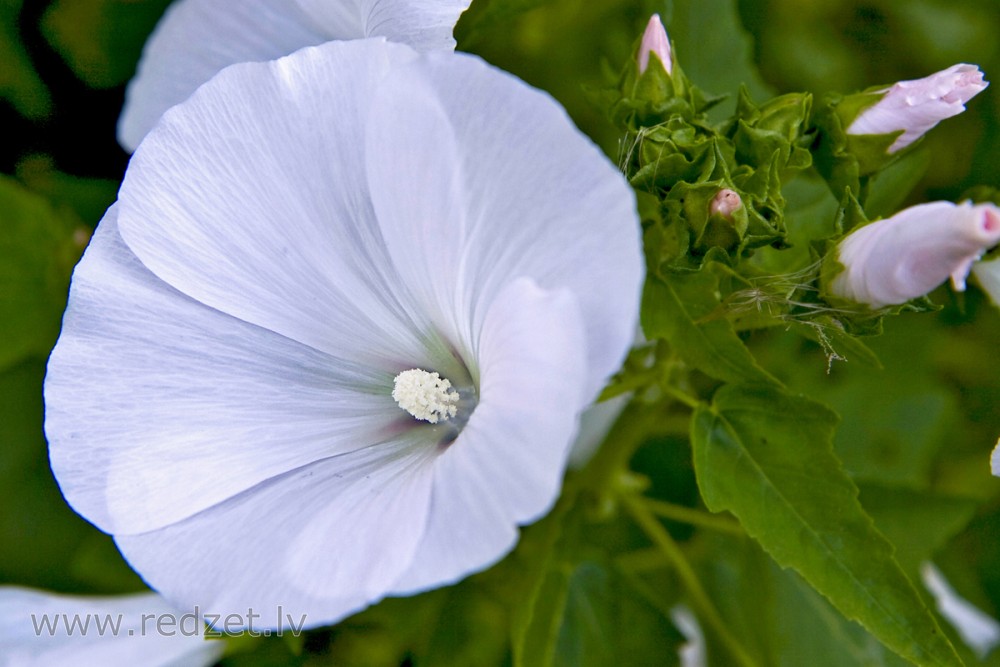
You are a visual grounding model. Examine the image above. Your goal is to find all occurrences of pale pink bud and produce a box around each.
[710,188,742,218]
[829,201,1000,308]
[847,64,988,153]
[638,14,672,75]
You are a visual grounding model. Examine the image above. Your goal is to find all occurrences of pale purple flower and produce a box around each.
[0,587,223,667]
[638,14,672,75]
[117,0,472,151]
[847,64,988,153]
[46,39,642,629]
[828,201,1000,308]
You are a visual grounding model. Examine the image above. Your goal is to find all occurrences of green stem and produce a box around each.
[624,496,759,667]
[661,384,701,410]
[641,497,744,536]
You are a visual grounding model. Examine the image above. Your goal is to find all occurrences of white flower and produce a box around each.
[846,64,988,153]
[0,587,223,667]
[117,0,472,151]
[827,201,1000,308]
[46,39,642,629]
[638,14,672,75]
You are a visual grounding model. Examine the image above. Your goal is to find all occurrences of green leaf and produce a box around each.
[554,562,682,667]
[0,175,87,370]
[0,0,52,118]
[863,146,932,220]
[860,484,978,574]
[0,359,142,592]
[16,155,118,227]
[699,532,912,667]
[41,0,171,89]
[665,0,773,121]
[828,380,956,489]
[515,558,683,667]
[691,384,964,667]
[641,269,778,385]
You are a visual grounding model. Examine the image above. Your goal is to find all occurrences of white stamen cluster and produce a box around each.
[392,369,460,423]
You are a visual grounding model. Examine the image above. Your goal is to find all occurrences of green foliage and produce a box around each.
[41,0,171,89]
[0,176,86,371]
[0,0,51,117]
[692,384,963,666]
[642,268,777,385]
[3,0,1000,665]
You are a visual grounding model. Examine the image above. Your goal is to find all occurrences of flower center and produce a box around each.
[392,369,460,423]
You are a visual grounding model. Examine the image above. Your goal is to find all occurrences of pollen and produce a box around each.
[392,369,460,423]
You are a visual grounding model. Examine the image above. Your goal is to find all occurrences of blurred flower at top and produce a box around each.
[637,13,672,75]
[117,0,472,151]
[847,64,988,153]
[826,201,1000,308]
[0,587,223,667]
[46,39,642,629]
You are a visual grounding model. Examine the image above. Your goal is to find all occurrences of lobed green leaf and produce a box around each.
[692,384,964,666]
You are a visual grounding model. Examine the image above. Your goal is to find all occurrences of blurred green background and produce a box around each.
[2,0,1000,664]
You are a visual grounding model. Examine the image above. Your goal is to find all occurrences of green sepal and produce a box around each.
[609,38,721,132]
[811,90,904,197]
[628,118,720,193]
[727,86,814,174]
[663,180,747,254]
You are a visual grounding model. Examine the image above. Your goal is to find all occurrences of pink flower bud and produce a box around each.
[828,201,1000,308]
[710,188,742,218]
[638,14,672,75]
[847,64,988,153]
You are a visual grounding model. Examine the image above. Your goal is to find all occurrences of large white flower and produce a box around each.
[46,39,642,629]
[0,587,223,667]
[118,0,472,151]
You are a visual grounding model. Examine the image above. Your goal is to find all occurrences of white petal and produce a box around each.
[921,562,1000,659]
[0,587,223,667]
[116,40,450,377]
[670,605,707,667]
[364,51,643,400]
[294,0,471,51]
[46,207,403,535]
[116,439,436,630]
[991,438,1000,477]
[391,278,588,593]
[972,256,1000,307]
[118,0,472,151]
[118,0,327,151]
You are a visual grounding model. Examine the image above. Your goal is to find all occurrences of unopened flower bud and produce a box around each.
[638,14,672,75]
[828,201,1000,308]
[847,64,988,153]
[709,188,742,218]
